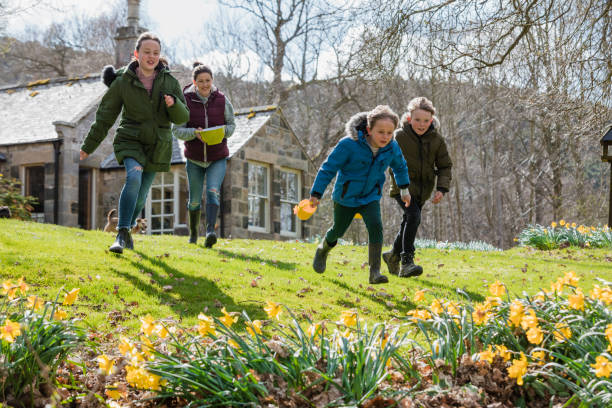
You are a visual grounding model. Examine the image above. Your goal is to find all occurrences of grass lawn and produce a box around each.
[1,218,610,336]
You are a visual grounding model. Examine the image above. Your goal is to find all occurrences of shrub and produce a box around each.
[0,280,85,407]
[518,221,612,249]
[0,174,38,221]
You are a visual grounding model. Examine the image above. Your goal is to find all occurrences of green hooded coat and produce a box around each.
[389,119,452,205]
[81,61,189,172]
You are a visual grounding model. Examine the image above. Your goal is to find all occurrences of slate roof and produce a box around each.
[0,75,105,146]
[100,105,276,169]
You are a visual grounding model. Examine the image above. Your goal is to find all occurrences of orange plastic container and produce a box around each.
[293,199,317,220]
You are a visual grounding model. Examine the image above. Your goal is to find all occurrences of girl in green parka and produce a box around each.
[80,32,189,254]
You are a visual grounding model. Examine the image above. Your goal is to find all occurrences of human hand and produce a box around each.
[79,150,89,160]
[432,191,444,204]
[164,94,175,107]
[194,128,204,141]
[402,192,411,207]
[309,196,320,207]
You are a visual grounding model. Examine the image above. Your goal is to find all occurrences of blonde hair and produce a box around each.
[406,97,436,116]
[367,105,399,129]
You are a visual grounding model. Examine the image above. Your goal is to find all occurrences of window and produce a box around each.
[25,166,45,219]
[279,169,300,236]
[148,171,175,234]
[248,162,269,231]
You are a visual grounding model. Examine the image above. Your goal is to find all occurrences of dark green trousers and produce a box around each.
[324,200,383,245]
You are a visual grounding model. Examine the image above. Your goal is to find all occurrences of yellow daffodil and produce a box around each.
[413,289,426,302]
[105,382,126,400]
[571,222,577,228]
[264,300,282,320]
[531,350,546,365]
[559,219,566,226]
[605,323,612,344]
[53,308,68,320]
[551,221,557,228]
[550,278,564,294]
[591,355,612,378]
[140,335,155,358]
[197,313,216,337]
[562,271,579,286]
[507,352,528,385]
[472,304,491,325]
[27,295,43,311]
[155,324,169,339]
[16,277,29,294]
[568,289,585,311]
[430,299,443,314]
[508,300,524,327]
[338,310,358,327]
[446,301,460,316]
[62,288,79,306]
[139,314,156,336]
[489,280,506,297]
[407,309,432,321]
[1,280,18,300]
[227,338,240,349]
[553,322,572,342]
[526,326,544,345]
[590,285,612,306]
[494,344,512,361]
[220,307,239,328]
[307,323,322,340]
[125,365,163,390]
[118,336,136,356]
[520,309,538,331]
[97,354,115,375]
[246,320,263,337]
[0,319,21,343]
[478,345,494,363]
[484,296,501,309]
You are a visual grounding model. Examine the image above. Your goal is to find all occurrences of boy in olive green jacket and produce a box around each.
[384,97,452,277]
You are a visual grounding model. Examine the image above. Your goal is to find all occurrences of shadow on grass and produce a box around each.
[215,248,298,271]
[110,250,267,325]
[328,278,417,314]
[413,278,486,302]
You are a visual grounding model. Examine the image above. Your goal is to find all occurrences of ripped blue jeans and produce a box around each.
[117,157,156,229]
[186,158,226,210]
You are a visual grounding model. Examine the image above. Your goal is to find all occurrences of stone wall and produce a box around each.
[222,113,319,241]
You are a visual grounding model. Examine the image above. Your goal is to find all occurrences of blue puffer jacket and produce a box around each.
[310,112,410,207]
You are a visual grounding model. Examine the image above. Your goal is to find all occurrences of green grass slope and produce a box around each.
[1,219,610,334]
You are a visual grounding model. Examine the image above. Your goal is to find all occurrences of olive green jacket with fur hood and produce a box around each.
[81,61,189,172]
[389,118,452,205]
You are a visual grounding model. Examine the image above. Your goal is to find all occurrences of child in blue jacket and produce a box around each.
[309,105,411,284]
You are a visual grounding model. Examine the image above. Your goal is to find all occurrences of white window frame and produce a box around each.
[247,161,270,233]
[279,167,301,237]
[146,170,179,235]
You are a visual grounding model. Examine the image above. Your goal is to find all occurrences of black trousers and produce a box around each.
[391,195,422,256]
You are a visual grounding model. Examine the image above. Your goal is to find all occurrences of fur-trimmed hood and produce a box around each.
[101,60,170,88]
[344,112,369,141]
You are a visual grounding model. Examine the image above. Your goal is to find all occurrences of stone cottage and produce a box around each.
[0,0,320,241]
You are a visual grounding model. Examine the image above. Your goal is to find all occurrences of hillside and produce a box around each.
[0,219,610,333]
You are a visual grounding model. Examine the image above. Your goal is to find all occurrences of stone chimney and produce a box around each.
[114,0,147,67]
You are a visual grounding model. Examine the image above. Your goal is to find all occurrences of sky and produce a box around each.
[4,0,351,81]
[6,0,219,44]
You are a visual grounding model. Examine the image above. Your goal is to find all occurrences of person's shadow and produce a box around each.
[111,250,267,324]
[215,248,298,271]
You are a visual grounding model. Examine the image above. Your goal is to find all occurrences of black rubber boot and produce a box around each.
[382,249,400,275]
[398,252,423,278]
[369,243,389,284]
[125,230,134,250]
[313,239,334,273]
[109,228,130,254]
[204,203,218,248]
[189,209,201,244]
